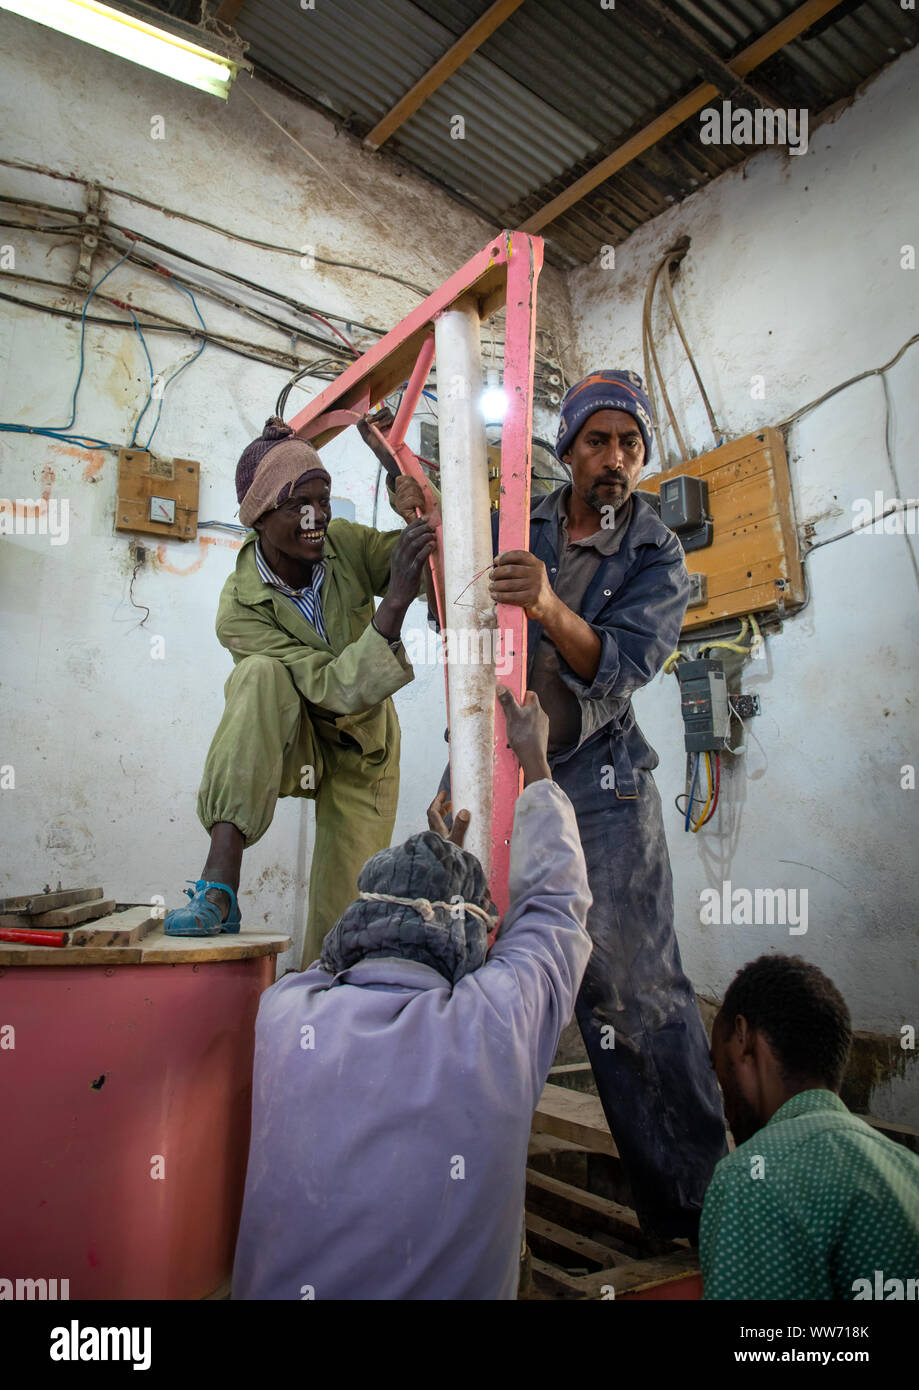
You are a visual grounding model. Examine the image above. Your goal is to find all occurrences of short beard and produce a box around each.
[584,481,630,515]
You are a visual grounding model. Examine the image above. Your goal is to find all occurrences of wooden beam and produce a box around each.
[363,0,528,151]
[519,0,847,233]
[533,1081,619,1157]
[630,0,784,110]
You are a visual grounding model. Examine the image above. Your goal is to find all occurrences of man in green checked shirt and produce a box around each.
[702,954,919,1300]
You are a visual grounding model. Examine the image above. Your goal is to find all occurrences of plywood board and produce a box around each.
[641,427,805,630]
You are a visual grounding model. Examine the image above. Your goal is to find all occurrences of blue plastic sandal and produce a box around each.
[163,880,242,936]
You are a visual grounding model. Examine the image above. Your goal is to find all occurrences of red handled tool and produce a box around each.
[0,928,69,946]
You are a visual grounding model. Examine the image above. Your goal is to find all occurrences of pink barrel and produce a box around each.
[0,928,289,1299]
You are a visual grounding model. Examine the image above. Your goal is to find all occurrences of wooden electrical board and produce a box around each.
[640,428,805,631]
[115,448,199,541]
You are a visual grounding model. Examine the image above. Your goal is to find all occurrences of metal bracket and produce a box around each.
[73,184,103,291]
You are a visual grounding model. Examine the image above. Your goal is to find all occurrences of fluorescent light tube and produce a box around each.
[1,0,240,98]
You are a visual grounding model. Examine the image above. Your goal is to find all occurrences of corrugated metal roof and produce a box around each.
[225,0,917,265]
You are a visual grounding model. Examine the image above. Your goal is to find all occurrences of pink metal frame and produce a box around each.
[287,231,544,915]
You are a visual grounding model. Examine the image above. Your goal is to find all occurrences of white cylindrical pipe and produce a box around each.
[434,297,496,877]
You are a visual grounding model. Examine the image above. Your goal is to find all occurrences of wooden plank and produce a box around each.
[570,1248,701,1299]
[139,927,291,965]
[0,886,102,914]
[525,1212,631,1269]
[529,1256,592,1299]
[0,940,144,966]
[533,1082,618,1157]
[525,1168,644,1245]
[363,0,528,150]
[0,898,117,928]
[71,907,161,947]
[520,0,847,232]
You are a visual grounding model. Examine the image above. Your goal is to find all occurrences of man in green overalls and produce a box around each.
[164,417,435,968]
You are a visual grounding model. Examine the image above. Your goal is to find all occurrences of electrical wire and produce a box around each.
[142,279,207,451]
[0,245,137,451]
[776,333,919,429]
[803,500,919,556]
[683,753,700,832]
[642,245,722,465]
[1,191,563,407]
[691,752,714,832]
[724,699,747,755]
[126,308,156,448]
[10,162,434,294]
[0,285,312,373]
[698,753,721,826]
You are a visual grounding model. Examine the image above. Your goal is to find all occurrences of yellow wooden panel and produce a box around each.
[115,449,199,542]
[642,429,804,630]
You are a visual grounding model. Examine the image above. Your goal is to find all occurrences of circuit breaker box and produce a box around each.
[677,658,730,752]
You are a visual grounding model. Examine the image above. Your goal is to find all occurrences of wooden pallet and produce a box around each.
[522,1085,703,1300]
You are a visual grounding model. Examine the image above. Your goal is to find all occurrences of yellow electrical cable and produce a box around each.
[692,752,713,832]
[663,650,685,675]
[700,617,751,659]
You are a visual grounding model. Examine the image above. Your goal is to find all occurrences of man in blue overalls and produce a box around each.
[488,370,727,1241]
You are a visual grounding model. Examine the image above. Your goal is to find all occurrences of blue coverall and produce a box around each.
[443,486,728,1239]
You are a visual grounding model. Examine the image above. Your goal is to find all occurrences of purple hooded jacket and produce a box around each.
[232,778,592,1300]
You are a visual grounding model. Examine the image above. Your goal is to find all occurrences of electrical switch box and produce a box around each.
[115,449,199,541]
[660,475,712,552]
[677,658,729,752]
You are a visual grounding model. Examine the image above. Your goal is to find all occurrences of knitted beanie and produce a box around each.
[235,417,331,527]
[555,370,654,463]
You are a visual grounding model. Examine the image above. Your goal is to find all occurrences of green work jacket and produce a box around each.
[215,522,416,761]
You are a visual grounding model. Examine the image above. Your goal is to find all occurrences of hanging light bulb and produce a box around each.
[480,367,507,422]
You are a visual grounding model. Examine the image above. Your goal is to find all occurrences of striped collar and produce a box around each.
[254,538,326,595]
[254,538,328,641]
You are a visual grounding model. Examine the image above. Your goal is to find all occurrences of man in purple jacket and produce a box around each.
[232,687,592,1300]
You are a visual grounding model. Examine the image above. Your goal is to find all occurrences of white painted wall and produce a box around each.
[0,14,570,974]
[568,51,919,1122]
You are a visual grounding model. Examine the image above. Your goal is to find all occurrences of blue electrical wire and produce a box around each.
[0,246,137,450]
[143,280,207,451]
[126,309,156,447]
[684,752,700,832]
[0,255,208,456]
[57,245,133,433]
